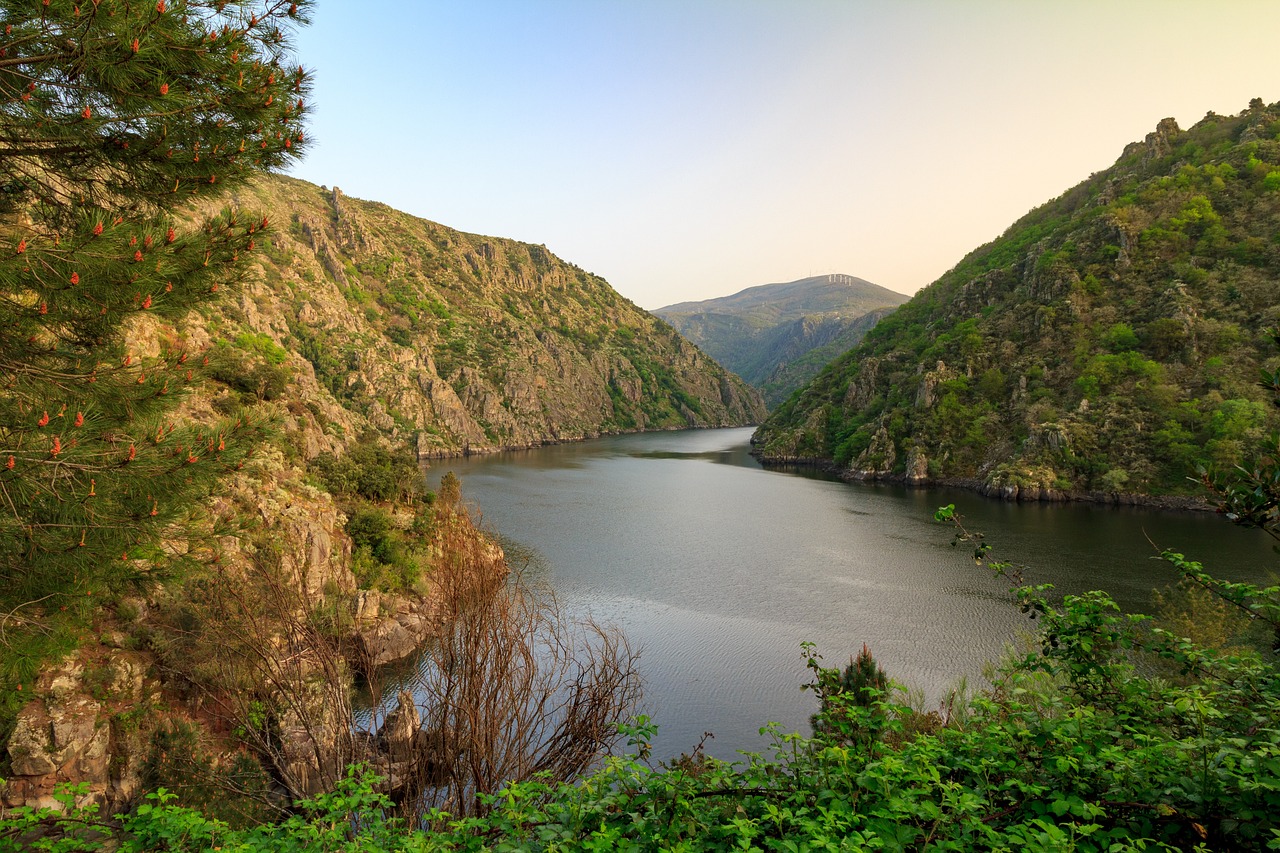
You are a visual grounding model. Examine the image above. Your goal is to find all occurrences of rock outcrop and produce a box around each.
[216,175,764,455]
[755,100,1280,501]
[2,170,762,816]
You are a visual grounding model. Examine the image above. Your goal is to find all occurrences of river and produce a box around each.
[409,427,1274,761]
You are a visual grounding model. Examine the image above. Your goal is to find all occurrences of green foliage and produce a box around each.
[140,721,275,829]
[9,492,1280,848]
[14,547,1279,849]
[207,341,292,402]
[1102,322,1140,353]
[346,507,396,563]
[19,467,1280,852]
[0,0,311,728]
[233,332,291,367]
[309,439,433,593]
[310,436,426,505]
[804,641,891,745]
[756,99,1280,495]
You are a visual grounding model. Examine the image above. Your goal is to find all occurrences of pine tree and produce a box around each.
[807,642,890,743]
[0,0,311,697]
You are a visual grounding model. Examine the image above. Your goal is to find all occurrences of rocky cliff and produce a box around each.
[2,174,759,815]
[225,175,764,453]
[755,99,1280,500]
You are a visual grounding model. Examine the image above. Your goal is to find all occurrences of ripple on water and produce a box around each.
[415,427,1276,760]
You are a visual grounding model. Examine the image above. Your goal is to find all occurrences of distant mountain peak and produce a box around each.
[655,274,902,319]
[654,274,907,407]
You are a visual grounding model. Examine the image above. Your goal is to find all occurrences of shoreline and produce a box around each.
[752,454,1216,514]
[417,422,762,461]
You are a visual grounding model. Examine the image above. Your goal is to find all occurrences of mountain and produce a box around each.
[750,307,899,407]
[654,275,907,407]
[0,174,767,812]
[754,99,1280,500]
[221,175,765,454]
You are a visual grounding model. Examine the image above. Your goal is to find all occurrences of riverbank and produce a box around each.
[0,465,507,816]
[752,453,1215,513]
[417,422,763,460]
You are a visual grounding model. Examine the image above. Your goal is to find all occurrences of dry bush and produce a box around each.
[405,582,640,818]
[149,475,640,819]
[373,497,642,819]
[149,536,357,804]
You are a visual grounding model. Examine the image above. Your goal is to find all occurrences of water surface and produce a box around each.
[421,427,1275,760]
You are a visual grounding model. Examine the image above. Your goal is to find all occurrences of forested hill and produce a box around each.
[655,275,907,407]
[754,99,1280,499]
[214,175,765,454]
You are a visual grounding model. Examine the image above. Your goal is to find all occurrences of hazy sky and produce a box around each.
[287,1,1280,309]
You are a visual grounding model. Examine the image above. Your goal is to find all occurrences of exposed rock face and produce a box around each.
[377,691,422,762]
[755,101,1280,502]
[3,653,146,812]
[0,474,509,813]
[905,447,929,485]
[214,176,764,457]
[1,168,766,817]
[1121,116,1181,164]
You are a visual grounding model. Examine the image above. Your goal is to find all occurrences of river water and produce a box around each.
[415,427,1275,761]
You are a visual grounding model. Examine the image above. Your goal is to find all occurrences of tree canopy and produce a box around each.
[0,0,310,706]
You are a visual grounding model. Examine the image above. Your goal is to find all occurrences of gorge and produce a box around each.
[3,4,1279,840]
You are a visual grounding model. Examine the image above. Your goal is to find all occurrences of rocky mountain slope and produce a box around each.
[655,275,906,407]
[1,174,765,813]
[755,99,1280,500]
[224,175,765,455]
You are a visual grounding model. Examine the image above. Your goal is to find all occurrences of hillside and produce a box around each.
[0,174,764,813]
[755,99,1280,499]
[751,308,898,407]
[219,175,765,455]
[655,275,907,407]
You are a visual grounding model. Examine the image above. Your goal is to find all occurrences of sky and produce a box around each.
[287,1,1280,310]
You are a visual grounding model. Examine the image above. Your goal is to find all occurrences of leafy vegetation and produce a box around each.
[11,358,1280,848]
[7,539,1278,850]
[756,100,1280,496]
[310,437,434,594]
[0,0,310,734]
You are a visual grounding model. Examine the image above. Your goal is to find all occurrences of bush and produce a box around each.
[206,343,291,402]
[141,722,275,829]
[310,436,426,504]
[346,507,395,564]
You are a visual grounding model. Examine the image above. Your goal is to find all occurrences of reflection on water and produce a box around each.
[412,427,1274,760]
